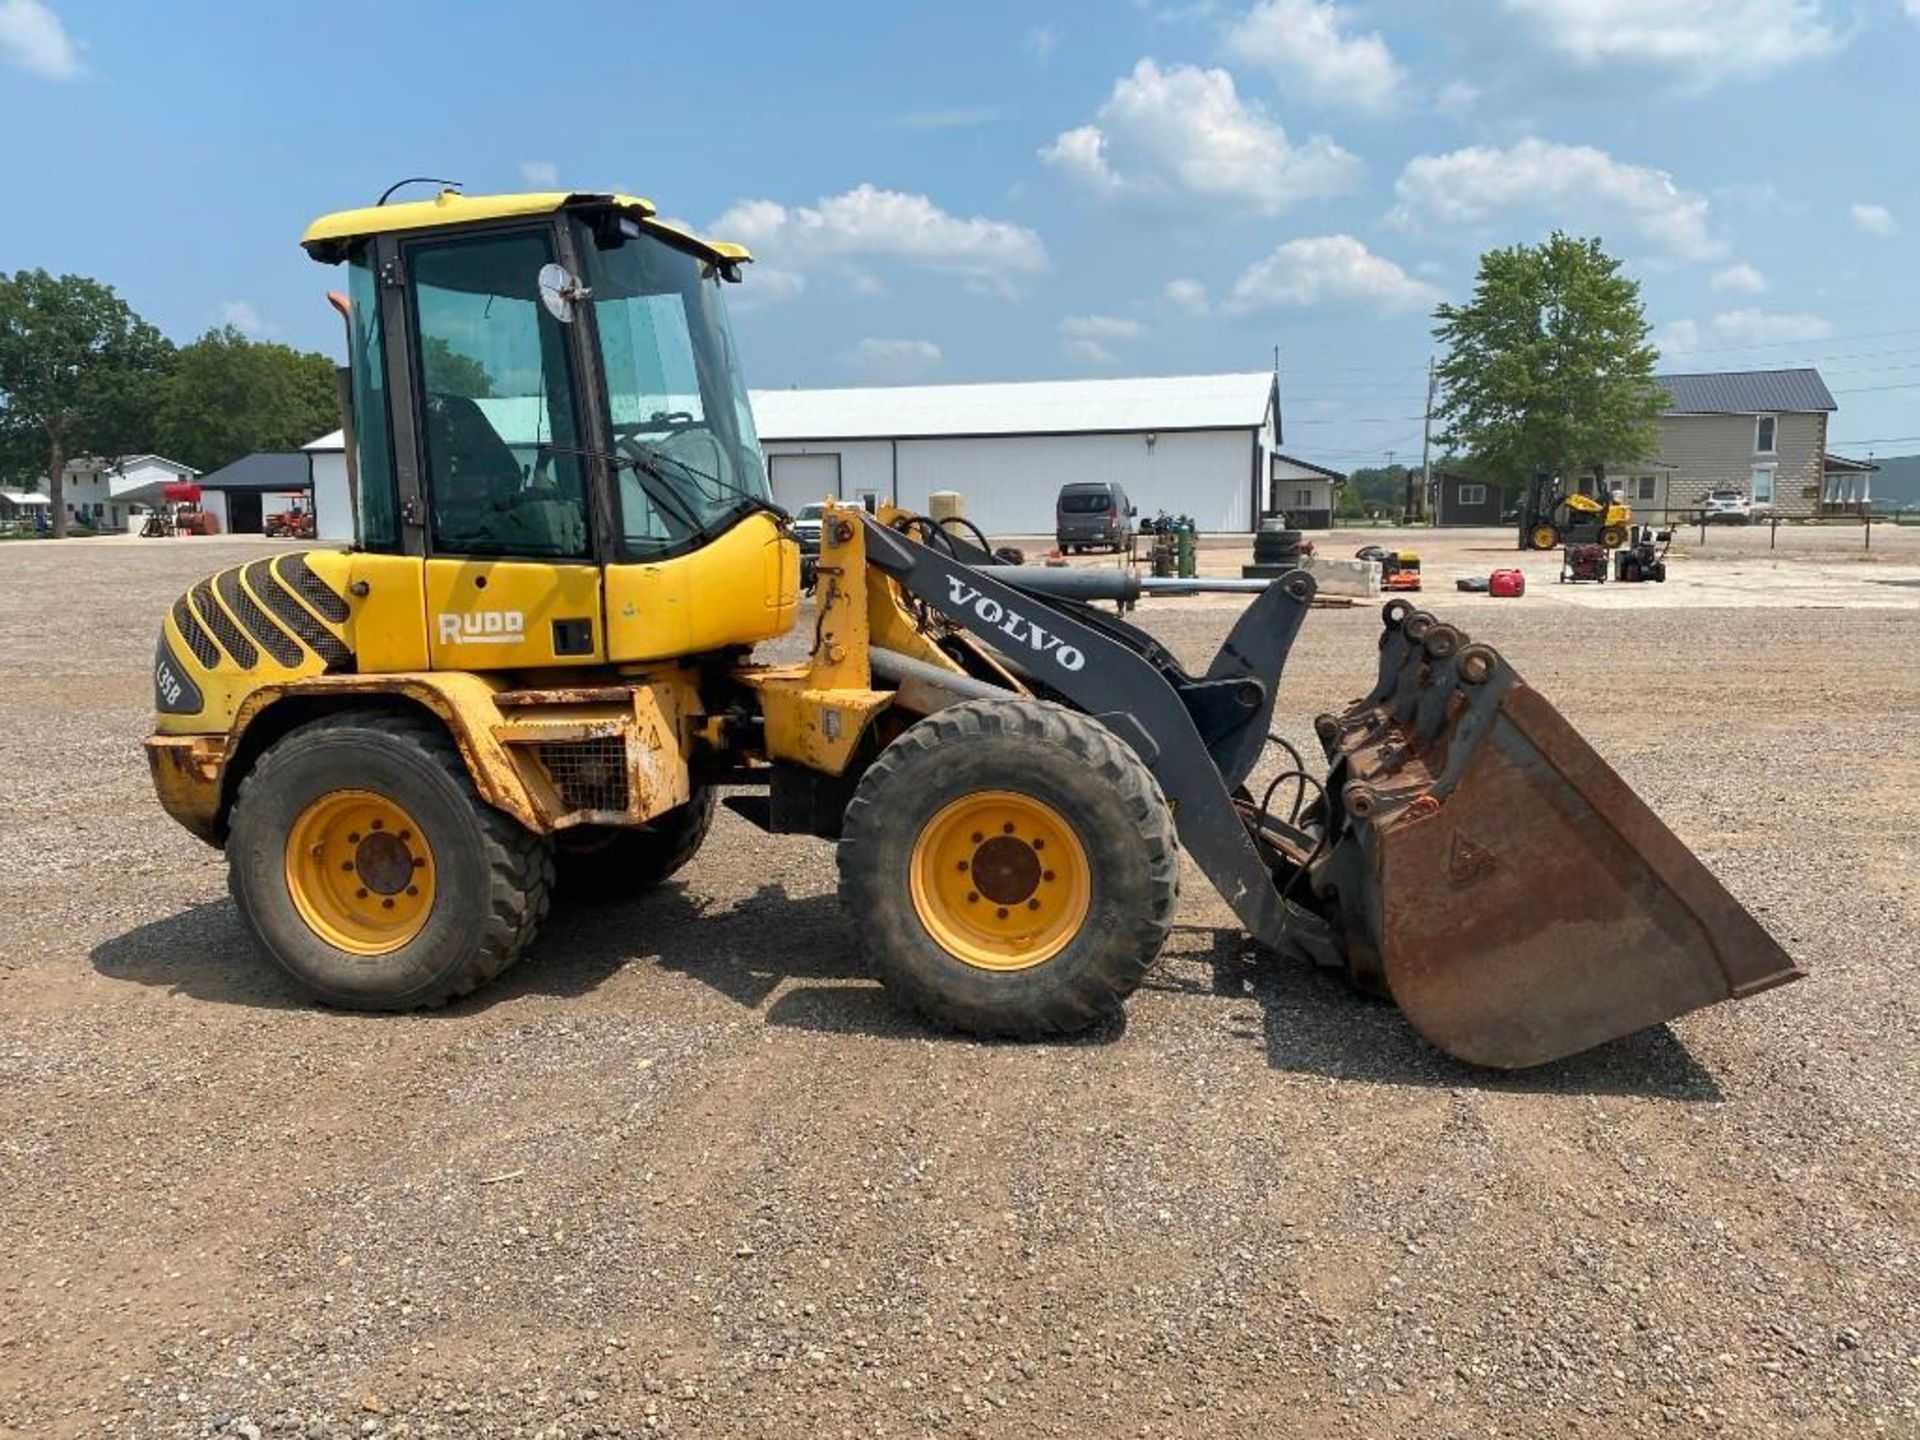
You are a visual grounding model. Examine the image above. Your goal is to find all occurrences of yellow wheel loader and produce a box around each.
[144,189,1801,1067]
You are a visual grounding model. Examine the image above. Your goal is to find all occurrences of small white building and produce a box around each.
[751,372,1281,534]
[1268,453,1346,530]
[302,430,356,543]
[60,454,198,531]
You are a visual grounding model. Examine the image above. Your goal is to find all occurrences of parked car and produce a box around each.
[1703,489,1754,524]
[791,501,825,554]
[1055,481,1135,554]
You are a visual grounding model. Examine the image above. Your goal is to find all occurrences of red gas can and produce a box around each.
[1489,568,1526,598]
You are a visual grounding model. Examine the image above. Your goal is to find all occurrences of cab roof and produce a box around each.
[299,189,752,268]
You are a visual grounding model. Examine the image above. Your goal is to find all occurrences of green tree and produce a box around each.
[421,336,494,399]
[0,269,174,537]
[156,326,342,474]
[1432,233,1662,487]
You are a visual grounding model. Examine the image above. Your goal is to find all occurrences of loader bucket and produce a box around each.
[1309,602,1802,1069]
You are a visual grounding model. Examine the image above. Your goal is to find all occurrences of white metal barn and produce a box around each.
[751,372,1281,534]
[302,430,356,543]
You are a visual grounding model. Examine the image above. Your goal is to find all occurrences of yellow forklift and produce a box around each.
[1520,467,1632,551]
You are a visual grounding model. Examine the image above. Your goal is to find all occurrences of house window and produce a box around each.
[1457,483,1487,506]
[1294,487,1315,509]
[1755,415,1777,455]
[1751,465,1776,505]
[1633,476,1657,501]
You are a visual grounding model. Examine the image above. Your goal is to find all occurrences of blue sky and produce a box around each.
[4,0,1918,465]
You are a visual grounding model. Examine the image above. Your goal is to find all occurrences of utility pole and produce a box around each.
[1416,355,1436,526]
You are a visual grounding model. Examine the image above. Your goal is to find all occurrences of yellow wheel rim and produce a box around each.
[908,790,1092,972]
[284,790,436,955]
[1531,525,1558,550]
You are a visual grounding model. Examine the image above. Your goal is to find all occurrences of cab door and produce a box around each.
[403,227,606,671]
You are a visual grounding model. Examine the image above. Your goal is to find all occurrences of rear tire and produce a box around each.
[553,789,715,899]
[838,698,1179,1037]
[227,712,552,1010]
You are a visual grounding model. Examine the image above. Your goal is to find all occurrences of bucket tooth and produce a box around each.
[1310,603,1803,1069]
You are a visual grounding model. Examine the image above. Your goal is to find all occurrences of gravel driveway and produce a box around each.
[1,537,1914,1439]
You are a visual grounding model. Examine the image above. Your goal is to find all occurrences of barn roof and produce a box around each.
[1658,368,1835,414]
[750,372,1279,442]
[197,452,311,492]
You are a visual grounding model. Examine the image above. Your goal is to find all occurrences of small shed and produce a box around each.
[1269,453,1345,530]
[1433,470,1502,527]
[196,453,313,534]
[0,488,52,528]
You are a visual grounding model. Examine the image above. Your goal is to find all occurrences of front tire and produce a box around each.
[227,713,552,1010]
[838,699,1180,1037]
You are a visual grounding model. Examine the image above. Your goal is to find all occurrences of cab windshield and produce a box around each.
[571,219,771,558]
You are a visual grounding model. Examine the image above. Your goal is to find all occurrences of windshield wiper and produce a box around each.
[624,439,791,527]
[542,443,716,544]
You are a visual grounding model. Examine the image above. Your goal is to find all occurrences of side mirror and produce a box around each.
[1128,505,1138,517]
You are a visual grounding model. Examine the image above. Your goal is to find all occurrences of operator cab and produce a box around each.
[300,189,797,669]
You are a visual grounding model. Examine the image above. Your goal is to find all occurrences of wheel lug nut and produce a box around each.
[1032,839,1045,851]
[995,907,1009,919]
[1043,870,1056,882]
[381,898,395,909]
[1002,823,1015,835]
[412,857,426,869]
[355,887,368,899]
[398,830,411,841]
[370,818,384,830]
[340,860,354,872]
[347,832,361,843]
[406,886,419,897]
[970,832,983,844]
[966,892,979,904]
[1027,899,1040,910]
[956,860,968,872]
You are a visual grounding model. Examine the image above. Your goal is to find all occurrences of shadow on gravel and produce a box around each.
[87,884,1126,1049]
[90,901,311,1009]
[1152,925,1725,1101]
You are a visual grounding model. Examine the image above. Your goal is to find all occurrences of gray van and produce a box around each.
[1055,481,1135,554]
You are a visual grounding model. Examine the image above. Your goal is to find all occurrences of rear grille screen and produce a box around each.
[537,740,629,814]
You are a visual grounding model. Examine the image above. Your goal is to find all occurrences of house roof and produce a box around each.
[1823,452,1878,473]
[0,489,50,505]
[197,452,312,493]
[304,429,344,452]
[750,372,1279,442]
[1658,368,1835,415]
[1271,452,1345,482]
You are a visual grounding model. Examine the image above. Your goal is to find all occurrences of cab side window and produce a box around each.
[408,233,591,559]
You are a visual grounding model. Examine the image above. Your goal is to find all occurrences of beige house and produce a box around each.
[1611,369,1835,524]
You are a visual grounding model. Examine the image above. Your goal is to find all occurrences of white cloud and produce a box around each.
[216,300,276,338]
[1390,137,1721,261]
[519,160,559,188]
[710,185,1047,304]
[0,0,80,78]
[1040,59,1362,214]
[1435,79,1481,117]
[729,267,808,313]
[1656,308,1833,355]
[1161,277,1212,315]
[1225,0,1406,117]
[1709,262,1767,293]
[1223,235,1441,315]
[1058,314,1145,341]
[846,338,943,379]
[1850,202,1897,236]
[1499,0,1839,91]
[1024,23,1059,57]
[1057,315,1143,366]
[1062,338,1122,366]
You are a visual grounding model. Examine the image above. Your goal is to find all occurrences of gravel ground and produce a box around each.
[1,536,1915,1439]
